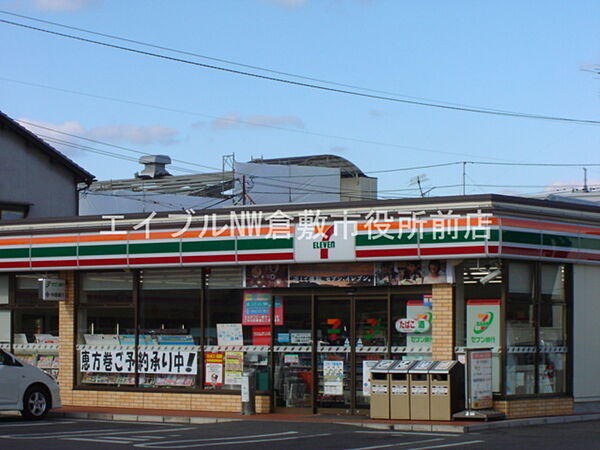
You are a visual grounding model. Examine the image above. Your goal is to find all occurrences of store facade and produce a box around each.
[0,194,598,418]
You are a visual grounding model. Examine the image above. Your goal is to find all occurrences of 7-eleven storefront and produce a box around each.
[0,194,597,418]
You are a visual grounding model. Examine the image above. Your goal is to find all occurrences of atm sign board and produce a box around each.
[39,278,66,301]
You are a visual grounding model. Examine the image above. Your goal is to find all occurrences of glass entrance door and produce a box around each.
[316,296,387,414]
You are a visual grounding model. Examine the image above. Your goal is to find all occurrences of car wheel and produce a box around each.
[21,386,50,420]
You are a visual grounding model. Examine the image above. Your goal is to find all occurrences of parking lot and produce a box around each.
[0,415,599,449]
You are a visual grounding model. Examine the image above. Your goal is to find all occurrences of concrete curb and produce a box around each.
[50,411,240,425]
[48,411,600,434]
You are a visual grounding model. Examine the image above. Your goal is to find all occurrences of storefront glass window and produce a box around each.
[391,294,432,359]
[456,260,503,392]
[138,269,202,389]
[12,274,60,378]
[539,264,567,394]
[204,289,270,392]
[505,262,569,396]
[355,299,387,410]
[77,271,135,386]
[506,262,536,395]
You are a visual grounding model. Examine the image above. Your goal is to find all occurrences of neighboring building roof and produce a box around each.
[90,172,234,197]
[250,154,368,177]
[0,110,95,184]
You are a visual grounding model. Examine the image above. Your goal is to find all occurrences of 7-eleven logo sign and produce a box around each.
[313,225,335,259]
[295,223,355,263]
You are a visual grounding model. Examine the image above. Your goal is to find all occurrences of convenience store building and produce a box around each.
[1,193,599,419]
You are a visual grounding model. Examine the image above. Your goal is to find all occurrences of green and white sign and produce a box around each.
[466,299,500,348]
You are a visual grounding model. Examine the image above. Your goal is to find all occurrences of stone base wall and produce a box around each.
[494,397,573,418]
[65,389,271,413]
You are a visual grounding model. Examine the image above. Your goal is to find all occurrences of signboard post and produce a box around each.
[453,348,504,420]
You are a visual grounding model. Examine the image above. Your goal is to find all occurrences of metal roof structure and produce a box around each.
[249,154,368,177]
[0,110,95,184]
[90,172,234,197]
[89,154,369,199]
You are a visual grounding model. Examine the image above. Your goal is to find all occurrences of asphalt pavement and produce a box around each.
[0,415,599,449]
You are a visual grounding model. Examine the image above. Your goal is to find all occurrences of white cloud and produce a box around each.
[210,113,305,130]
[545,179,600,193]
[17,118,179,158]
[87,124,178,146]
[266,0,308,8]
[211,113,242,130]
[32,0,98,11]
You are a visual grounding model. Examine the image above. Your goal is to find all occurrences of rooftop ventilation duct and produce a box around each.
[136,155,172,179]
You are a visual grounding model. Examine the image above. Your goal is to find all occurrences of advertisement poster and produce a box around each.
[323,360,344,395]
[362,360,379,397]
[217,323,244,346]
[466,299,501,348]
[289,263,374,287]
[252,326,271,345]
[469,349,493,409]
[79,349,197,374]
[375,261,448,285]
[245,264,288,288]
[224,351,244,385]
[405,300,433,348]
[205,352,224,386]
[242,291,284,325]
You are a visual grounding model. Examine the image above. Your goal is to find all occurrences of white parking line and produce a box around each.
[408,440,484,449]
[348,438,443,450]
[64,437,138,444]
[356,430,460,437]
[0,420,76,428]
[0,426,197,440]
[135,431,332,449]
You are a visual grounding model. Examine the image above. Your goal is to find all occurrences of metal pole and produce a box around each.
[462,162,466,196]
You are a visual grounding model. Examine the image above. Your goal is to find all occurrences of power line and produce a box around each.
[0,9,562,114]
[16,119,220,172]
[1,76,500,161]
[2,17,600,126]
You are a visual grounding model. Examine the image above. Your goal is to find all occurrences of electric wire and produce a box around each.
[2,17,600,126]
[0,9,569,113]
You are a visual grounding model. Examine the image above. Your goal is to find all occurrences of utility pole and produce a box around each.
[462,161,466,196]
[583,167,589,192]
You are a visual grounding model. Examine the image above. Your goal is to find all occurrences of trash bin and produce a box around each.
[241,370,256,415]
[429,360,465,421]
[369,360,396,419]
[408,360,437,420]
[389,360,417,420]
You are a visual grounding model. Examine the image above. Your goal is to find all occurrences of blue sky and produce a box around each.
[1,0,599,198]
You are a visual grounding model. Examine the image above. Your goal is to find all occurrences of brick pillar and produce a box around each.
[58,270,75,404]
[431,283,454,360]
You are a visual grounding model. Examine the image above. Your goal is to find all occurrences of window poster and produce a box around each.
[289,263,374,287]
[217,323,244,346]
[79,349,198,375]
[242,291,284,326]
[224,351,244,385]
[205,352,224,386]
[375,260,449,285]
[466,299,501,349]
[245,265,289,288]
[323,360,344,395]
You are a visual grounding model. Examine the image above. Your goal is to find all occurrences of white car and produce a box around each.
[0,349,61,419]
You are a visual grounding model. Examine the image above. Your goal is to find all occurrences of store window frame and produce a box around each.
[500,260,572,400]
[0,273,61,378]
